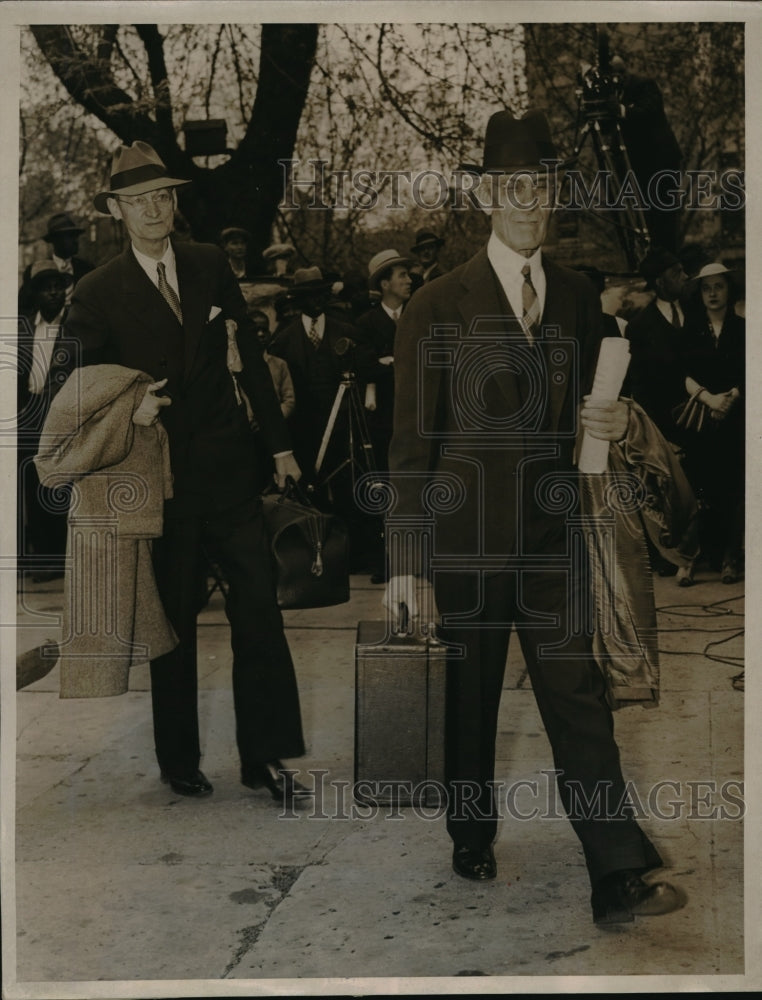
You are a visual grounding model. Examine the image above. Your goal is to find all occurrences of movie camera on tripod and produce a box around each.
[572,28,650,268]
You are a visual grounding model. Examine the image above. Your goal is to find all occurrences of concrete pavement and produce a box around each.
[6,567,749,994]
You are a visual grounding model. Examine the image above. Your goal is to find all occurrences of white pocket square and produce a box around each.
[208,306,222,322]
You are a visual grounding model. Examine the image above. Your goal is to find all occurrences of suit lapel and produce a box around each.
[540,257,575,431]
[456,248,526,413]
[174,241,210,379]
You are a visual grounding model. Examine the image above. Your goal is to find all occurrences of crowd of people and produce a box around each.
[17,203,744,591]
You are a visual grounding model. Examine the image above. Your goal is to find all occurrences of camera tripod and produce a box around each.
[571,29,651,269]
[314,370,377,501]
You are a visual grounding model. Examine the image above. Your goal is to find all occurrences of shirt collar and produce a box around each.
[302,313,325,337]
[51,254,73,272]
[381,301,402,321]
[487,231,543,279]
[132,240,176,275]
[656,297,684,325]
[34,308,65,327]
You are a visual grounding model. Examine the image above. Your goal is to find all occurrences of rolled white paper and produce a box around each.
[578,337,631,474]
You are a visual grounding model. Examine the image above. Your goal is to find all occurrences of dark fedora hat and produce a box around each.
[286,266,334,298]
[44,212,84,240]
[638,247,681,290]
[28,259,75,289]
[459,108,572,175]
[410,229,445,254]
[94,141,190,214]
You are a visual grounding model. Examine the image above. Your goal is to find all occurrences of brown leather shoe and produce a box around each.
[591,870,683,925]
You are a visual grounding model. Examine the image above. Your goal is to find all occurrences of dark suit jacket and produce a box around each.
[268,313,357,469]
[354,305,399,434]
[64,239,290,513]
[388,247,604,563]
[626,301,686,440]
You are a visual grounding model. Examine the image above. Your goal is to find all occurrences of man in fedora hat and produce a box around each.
[63,141,309,805]
[409,229,446,286]
[385,108,682,925]
[17,260,76,581]
[626,247,689,441]
[353,249,413,582]
[19,211,93,311]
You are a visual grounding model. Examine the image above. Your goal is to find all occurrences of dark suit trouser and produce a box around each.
[149,497,305,777]
[436,567,662,887]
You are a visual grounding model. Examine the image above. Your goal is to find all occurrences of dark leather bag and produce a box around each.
[261,477,350,610]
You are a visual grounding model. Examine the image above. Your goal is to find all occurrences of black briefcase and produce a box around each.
[354,619,446,807]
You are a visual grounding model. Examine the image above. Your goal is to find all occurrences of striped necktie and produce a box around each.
[521,263,540,344]
[157,261,183,324]
[307,317,321,349]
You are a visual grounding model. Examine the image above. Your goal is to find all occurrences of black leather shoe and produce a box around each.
[452,844,497,881]
[591,870,682,925]
[241,760,313,804]
[160,769,213,797]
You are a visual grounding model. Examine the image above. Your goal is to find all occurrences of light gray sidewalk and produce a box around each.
[7,569,746,994]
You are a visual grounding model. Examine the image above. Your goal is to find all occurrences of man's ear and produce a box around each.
[106,196,123,222]
[475,174,496,217]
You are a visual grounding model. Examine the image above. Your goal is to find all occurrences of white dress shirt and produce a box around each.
[486,231,546,322]
[28,309,65,394]
[132,241,180,298]
[655,297,684,328]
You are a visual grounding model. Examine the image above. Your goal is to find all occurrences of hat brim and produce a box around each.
[411,239,444,253]
[94,176,190,215]
[286,280,334,298]
[456,156,577,176]
[687,267,742,293]
[30,268,74,287]
[44,228,84,240]
[368,256,413,290]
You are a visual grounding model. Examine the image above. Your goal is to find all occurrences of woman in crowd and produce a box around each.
[678,262,744,584]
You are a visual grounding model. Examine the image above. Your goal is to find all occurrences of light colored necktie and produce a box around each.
[521,264,540,344]
[157,261,183,324]
[307,317,321,349]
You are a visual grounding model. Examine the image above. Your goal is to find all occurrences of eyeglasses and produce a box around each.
[116,190,173,210]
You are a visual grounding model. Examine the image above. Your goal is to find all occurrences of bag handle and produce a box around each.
[264,474,316,508]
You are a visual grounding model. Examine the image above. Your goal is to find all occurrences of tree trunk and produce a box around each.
[30,23,319,261]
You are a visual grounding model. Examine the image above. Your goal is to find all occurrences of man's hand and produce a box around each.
[580,397,629,442]
[705,390,737,415]
[383,575,418,627]
[273,452,301,489]
[378,355,394,366]
[132,378,171,426]
[364,383,377,412]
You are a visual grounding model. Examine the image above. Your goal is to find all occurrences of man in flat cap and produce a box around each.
[263,242,296,282]
[63,141,309,805]
[219,226,254,282]
[385,109,683,925]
